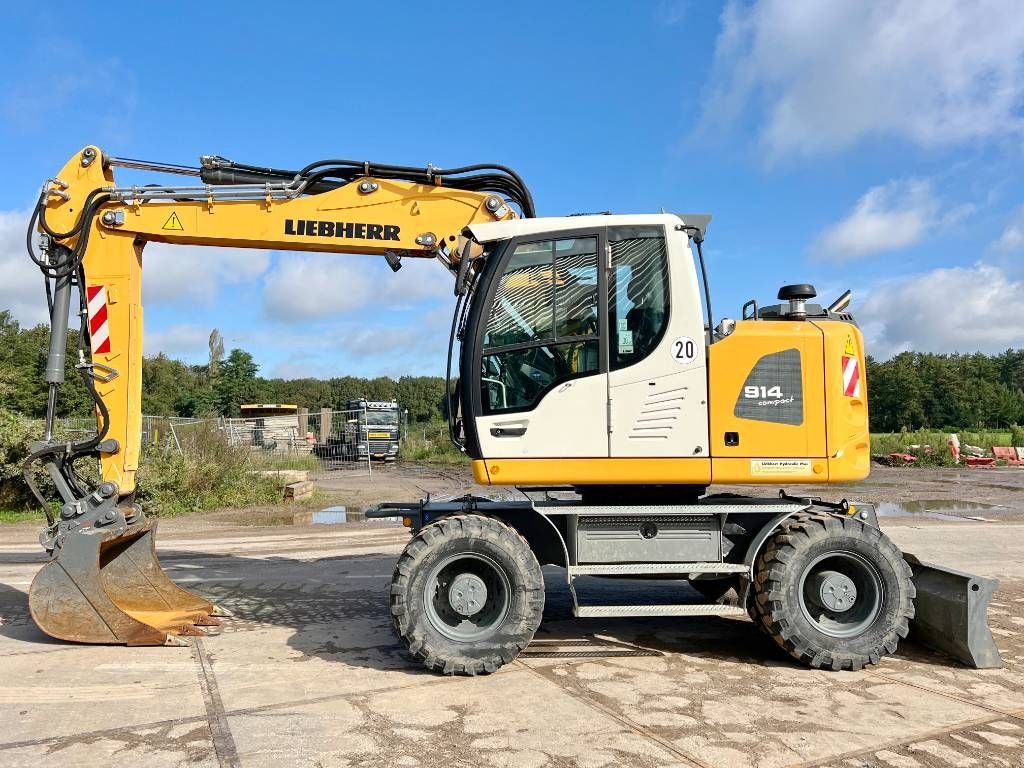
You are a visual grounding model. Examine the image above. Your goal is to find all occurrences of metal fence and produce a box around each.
[223,409,373,477]
[57,410,378,478]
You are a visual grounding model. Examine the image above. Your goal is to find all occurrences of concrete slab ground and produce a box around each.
[1,514,1023,767]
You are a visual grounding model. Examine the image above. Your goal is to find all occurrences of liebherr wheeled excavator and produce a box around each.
[22,145,1000,674]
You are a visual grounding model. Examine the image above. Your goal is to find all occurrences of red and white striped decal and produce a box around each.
[842,354,861,397]
[86,285,111,354]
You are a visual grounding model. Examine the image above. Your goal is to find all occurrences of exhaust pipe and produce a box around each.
[828,289,852,313]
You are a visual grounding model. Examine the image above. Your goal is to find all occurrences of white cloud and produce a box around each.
[0,210,52,326]
[813,179,941,261]
[261,253,451,323]
[264,310,452,379]
[702,0,1024,160]
[143,243,271,304]
[145,324,212,363]
[994,205,1024,252]
[860,263,1024,358]
[0,210,273,338]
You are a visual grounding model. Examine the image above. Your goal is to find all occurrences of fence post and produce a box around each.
[298,407,308,441]
[320,407,332,442]
[363,408,372,479]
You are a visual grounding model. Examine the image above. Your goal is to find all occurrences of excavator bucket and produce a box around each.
[905,553,1002,669]
[29,519,220,645]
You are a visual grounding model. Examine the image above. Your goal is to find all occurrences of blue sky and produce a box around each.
[2,1,1022,379]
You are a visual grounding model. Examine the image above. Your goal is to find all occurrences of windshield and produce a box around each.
[364,412,398,426]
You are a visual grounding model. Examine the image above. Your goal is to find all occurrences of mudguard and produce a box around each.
[904,553,1002,669]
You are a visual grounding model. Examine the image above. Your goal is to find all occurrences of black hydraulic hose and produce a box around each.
[445,291,466,449]
[221,156,536,217]
[22,357,112,518]
[695,237,713,336]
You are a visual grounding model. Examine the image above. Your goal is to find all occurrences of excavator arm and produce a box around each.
[24,145,529,644]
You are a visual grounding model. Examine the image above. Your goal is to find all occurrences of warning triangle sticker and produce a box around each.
[844,335,855,355]
[162,211,184,231]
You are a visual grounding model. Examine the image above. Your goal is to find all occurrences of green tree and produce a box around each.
[214,348,261,416]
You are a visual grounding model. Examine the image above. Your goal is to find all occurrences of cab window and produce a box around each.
[481,237,599,414]
[608,227,669,371]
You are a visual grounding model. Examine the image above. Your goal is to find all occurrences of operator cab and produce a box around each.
[453,214,712,486]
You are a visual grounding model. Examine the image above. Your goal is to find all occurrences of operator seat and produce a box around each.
[625,271,664,358]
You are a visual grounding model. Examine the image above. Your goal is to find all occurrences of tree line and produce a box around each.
[0,314,448,423]
[865,350,1024,432]
[3,311,1023,430]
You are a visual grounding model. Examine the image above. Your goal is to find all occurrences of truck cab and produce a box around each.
[346,398,401,461]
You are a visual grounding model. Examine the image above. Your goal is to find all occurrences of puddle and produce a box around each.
[876,499,1005,522]
[293,506,366,525]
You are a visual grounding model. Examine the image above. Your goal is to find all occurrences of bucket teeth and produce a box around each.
[174,623,208,637]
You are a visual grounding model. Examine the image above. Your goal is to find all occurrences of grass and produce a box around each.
[0,507,42,524]
[871,429,1018,467]
[400,421,468,464]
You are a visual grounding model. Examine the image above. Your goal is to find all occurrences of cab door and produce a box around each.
[607,225,710,464]
[472,230,608,459]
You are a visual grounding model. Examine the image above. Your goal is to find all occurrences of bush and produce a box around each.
[871,429,956,467]
[0,407,44,509]
[135,422,283,516]
[1012,424,1024,448]
[399,420,467,464]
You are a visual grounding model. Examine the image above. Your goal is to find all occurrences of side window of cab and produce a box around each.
[608,227,670,370]
[480,236,600,414]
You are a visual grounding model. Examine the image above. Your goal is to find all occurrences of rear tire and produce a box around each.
[753,513,915,671]
[390,514,544,675]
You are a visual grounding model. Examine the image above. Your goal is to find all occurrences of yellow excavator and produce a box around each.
[22,145,1000,674]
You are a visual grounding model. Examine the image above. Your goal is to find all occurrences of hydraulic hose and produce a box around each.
[203,157,536,217]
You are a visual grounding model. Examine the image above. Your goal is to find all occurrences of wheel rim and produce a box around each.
[798,551,884,639]
[424,552,511,642]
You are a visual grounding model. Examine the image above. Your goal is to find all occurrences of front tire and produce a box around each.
[752,513,915,671]
[390,514,544,675]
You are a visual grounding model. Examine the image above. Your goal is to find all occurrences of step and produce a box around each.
[574,604,747,618]
[568,562,748,577]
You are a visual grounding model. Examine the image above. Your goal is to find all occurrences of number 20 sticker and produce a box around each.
[671,336,698,366]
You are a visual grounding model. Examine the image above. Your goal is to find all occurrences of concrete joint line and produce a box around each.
[0,714,208,752]
[193,638,242,768]
[514,661,711,768]
[867,668,1024,722]
[791,713,1007,768]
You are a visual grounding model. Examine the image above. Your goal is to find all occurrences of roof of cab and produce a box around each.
[465,212,711,244]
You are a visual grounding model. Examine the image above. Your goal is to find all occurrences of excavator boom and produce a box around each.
[25,145,525,645]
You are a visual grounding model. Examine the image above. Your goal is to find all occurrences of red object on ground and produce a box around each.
[992,447,1024,466]
[964,457,997,467]
[888,452,917,464]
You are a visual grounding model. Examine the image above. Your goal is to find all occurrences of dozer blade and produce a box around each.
[904,553,1002,669]
[29,518,218,645]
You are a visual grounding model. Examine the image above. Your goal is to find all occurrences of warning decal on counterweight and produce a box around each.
[750,459,812,476]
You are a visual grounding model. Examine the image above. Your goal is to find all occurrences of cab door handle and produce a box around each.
[490,426,527,437]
